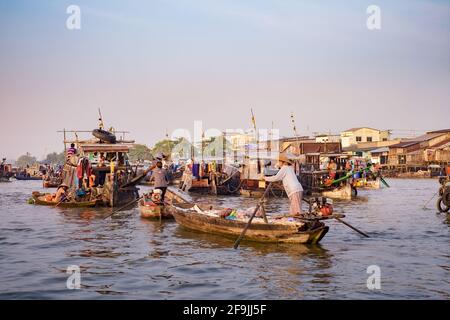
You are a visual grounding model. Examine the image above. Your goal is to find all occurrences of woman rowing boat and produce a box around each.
[262,153,304,215]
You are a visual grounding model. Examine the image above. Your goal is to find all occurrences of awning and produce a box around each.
[80,144,130,153]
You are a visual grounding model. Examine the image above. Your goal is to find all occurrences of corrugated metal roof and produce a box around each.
[370,147,390,153]
[389,140,421,148]
[343,127,381,133]
[426,129,450,134]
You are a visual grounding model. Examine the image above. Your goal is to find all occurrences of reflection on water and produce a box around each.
[0,179,448,299]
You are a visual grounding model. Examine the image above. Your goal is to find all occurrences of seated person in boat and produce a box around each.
[150,161,169,202]
[263,153,303,216]
[53,184,69,202]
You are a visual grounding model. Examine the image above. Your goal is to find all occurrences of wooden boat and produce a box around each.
[43,180,60,188]
[15,175,42,181]
[57,123,139,207]
[167,203,330,244]
[139,199,172,219]
[239,179,286,198]
[321,183,354,200]
[354,178,380,190]
[0,159,13,182]
[31,192,99,208]
[139,187,192,219]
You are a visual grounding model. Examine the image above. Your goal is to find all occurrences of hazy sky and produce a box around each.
[1,0,449,160]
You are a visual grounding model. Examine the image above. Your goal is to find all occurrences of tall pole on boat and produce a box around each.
[98,108,104,130]
[290,112,302,174]
[251,108,260,174]
[63,129,67,154]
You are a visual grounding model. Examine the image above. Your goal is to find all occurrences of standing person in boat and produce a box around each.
[97,153,107,186]
[150,160,169,202]
[327,159,337,180]
[181,159,193,192]
[67,143,77,157]
[262,153,304,216]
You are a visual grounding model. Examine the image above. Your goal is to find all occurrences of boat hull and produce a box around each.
[170,207,329,244]
[139,200,174,219]
[239,188,286,198]
[16,176,42,181]
[322,184,353,200]
[32,194,99,208]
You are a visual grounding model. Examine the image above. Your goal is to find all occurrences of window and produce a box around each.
[367,137,373,142]
[382,138,387,141]
[356,136,362,142]
[398,155,406,165]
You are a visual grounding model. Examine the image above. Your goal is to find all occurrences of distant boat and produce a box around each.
[15,174,42,181]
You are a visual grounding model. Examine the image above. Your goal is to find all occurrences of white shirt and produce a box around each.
[264,165,303,197]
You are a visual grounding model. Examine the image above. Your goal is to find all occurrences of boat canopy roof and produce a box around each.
[79,143,130,153]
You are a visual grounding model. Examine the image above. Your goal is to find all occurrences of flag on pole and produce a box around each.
[251,108,256,129]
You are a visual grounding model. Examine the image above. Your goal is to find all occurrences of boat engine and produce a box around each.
[310,197,334,217]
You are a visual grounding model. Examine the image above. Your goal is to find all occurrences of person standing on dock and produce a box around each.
[150,161,169,202]
[263,153,304,216]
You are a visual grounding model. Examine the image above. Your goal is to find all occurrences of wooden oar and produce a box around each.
[233,182,273,249]
[422,193,437,210]
[103,196,143,220]
[334,217,370,238]
[379,175,390,188]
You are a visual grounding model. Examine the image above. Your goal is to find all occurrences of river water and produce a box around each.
[0,179,448,299]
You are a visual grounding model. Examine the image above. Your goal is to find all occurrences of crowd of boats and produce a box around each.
[2,119,449,246]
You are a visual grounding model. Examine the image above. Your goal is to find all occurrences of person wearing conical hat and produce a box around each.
[53,183,69,203]
[263,153,303,215]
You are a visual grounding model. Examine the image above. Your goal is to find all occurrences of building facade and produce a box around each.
[341,127,391,148]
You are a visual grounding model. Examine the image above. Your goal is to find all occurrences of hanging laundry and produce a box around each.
[192,163,200,178]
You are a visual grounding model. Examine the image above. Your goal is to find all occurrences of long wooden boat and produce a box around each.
[16,175,42,181]
[31,192,99,208]
[167,203,330,244]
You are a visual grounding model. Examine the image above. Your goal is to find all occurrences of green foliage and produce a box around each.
[129,144,153,162]
[151,138,182,158]
[42,151,65,165]
[16,152,37,168]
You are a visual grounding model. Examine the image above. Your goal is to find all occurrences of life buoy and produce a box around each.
[442,188,450,207]
[92,129,117,144]
[436,197,450,213]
